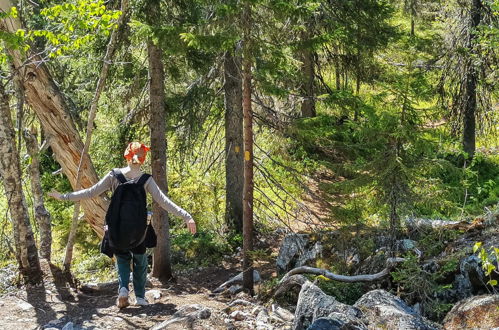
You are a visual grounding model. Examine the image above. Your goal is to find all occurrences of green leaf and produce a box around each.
[488,279,497,286]
[473,242,482,253]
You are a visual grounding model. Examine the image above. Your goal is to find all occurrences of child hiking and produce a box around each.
[48,142,196,308]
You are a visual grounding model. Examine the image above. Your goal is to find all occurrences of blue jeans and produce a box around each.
[116,251,148,298]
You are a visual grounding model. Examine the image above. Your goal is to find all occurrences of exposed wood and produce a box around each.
[242,1,254,294]
[279,258,405,284]
[224,49,244,234]
[0,82,41,283]
[405,217,485,232]
[273,274,307,299]
[0,0,107,237]
[23,128,52,261]
[63,0,130,272]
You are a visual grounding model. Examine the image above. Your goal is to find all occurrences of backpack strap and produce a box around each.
[137,173,152,186]
[113,169,128,184]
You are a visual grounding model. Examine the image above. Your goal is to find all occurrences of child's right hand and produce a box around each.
[48,190,63,200]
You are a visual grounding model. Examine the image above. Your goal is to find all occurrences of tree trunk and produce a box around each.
[63,0,129,272]
[23,128,52,261]
[299,29,316,118]
[224,49,244,235]
[146,0,172,281]
[0,0,108,237]
[463,0,481,160]
[242,1,254,294]
[0,83,41,284]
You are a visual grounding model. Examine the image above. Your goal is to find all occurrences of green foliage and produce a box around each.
[391,253,459,320]
[316,277,365,305]
[473,242,499,288]
[171,231,231,268]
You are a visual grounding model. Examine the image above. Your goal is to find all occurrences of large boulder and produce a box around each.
[353,290,438,330]
[277,234,323,275]
[293,280,365,330]
[443,294,499,329]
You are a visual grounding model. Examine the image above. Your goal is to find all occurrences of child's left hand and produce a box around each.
[187,219,197,234]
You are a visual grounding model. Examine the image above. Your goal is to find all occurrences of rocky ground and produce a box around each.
[1,208,498,330]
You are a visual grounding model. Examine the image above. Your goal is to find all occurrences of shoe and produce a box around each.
[135,297,149,306]
[117,287,129,309]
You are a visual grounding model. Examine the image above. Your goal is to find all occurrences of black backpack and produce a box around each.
[105,169,151,251]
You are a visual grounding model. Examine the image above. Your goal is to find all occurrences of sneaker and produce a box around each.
[135,297,149,306]
[117,287,129,309]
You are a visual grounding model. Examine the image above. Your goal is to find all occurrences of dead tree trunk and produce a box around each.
[224,49,244,235]
[23,128,52,261]
[0,82,41,284]
[63,0,130,272]
[242,1,254,294]
[0,0,108,237]
[146,0,173,281]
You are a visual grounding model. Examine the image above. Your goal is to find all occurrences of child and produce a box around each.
[49,142,196,308]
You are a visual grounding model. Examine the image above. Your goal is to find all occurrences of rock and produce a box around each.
[17,301,34,311]
[213,270,261,293]
[277,234,323,275]
[443,294,499,329]
[228,284,244,295]
[173,304,211,319]
[61,322,74,330]
[256,308,270,328]
[146,289,162,300]
[306,317,345,330]
[439,255,488,302]
[271,304,294,322]
[229,299,254,307]
[230,310,251,321]
[354,290,437,330]
[293,280,364,330]
[152,304,211,329]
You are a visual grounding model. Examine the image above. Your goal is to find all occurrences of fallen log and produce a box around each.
[278,258,405,285]
[405,217,485,232]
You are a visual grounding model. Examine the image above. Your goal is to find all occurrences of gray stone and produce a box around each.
[271,304,294,322]
[306,317,344,330]
[293,280,364,330]
[17,301,34,311]
[228,284,244,295]
[62,322,74,330]
[230,310,251,321]
[277,234,323,275]
[213,270,261,293]
[173,304,211,319]
[229,299,254,307]
[354,290,438,330]
[151,304,211,330]
[146,289,162,300]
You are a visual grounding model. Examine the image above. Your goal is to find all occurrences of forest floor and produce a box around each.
[0,255,279,330]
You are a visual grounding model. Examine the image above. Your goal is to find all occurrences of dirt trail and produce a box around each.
[0,259,248,330]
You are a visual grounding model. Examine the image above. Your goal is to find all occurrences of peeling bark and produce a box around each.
[0,0,108,237]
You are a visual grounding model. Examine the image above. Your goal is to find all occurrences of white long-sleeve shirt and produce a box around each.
[61,170,193,223]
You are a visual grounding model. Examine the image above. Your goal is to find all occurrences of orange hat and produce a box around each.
[124,142,150,164]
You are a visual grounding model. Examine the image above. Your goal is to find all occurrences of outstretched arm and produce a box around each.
[146,177,196,234]
[48,171,113,201]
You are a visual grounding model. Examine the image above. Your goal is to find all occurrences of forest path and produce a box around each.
[0,258,267,330]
